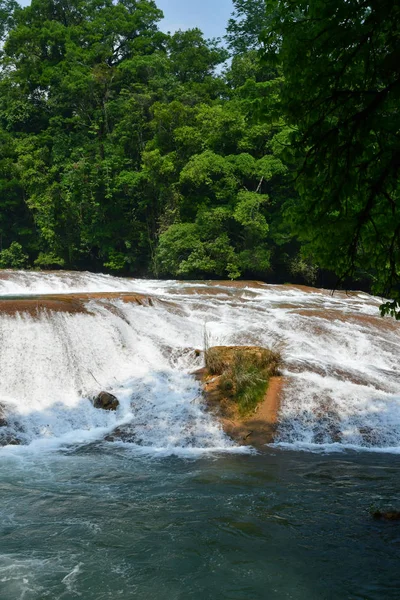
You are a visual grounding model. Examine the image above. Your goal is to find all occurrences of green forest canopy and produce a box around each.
[0,0,398,314]
[0,0,296,281]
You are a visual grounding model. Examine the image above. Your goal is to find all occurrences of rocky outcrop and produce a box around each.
[204,346,281,377]
[195,345,284,448]
[93,391,119,411]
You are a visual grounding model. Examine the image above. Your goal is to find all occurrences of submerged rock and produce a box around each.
[0,434,21,446]
[0,423,21,446]
[372,510,400,521]
[104,426,136,443]
[93,391,119,411]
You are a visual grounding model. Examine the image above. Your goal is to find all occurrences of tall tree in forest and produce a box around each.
[226,0,267,54]
[263,0,400,315]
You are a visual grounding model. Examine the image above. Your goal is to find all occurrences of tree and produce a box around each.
[263,0,400,315]
[226,0,267,54]
[0,0,16,47]
[167,29,228,85]
[0,128,36,256]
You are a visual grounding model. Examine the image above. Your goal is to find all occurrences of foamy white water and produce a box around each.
[0,270,399,454]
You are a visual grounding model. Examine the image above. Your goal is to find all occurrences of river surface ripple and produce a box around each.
[1,447,399,600]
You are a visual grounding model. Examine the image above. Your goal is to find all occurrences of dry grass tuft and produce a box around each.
[205,347,228,375]
[204,345,283,415]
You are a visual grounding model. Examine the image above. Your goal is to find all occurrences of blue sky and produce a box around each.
[157,0,234,39]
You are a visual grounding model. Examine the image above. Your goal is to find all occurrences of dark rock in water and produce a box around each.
[0,406,24,445]
[104,426,136,443]
[359,426,380,446]
[0,432,21,446]
[5,436,20,446]
[93,391,119,411]
[0,404,7,427]
[372,510,400,521]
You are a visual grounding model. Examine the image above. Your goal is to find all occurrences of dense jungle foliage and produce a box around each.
[0,0,398,307]
[0,0,293,281]
[262,0,400,315]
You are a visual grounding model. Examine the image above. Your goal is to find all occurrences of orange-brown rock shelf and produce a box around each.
[0,292,155,316]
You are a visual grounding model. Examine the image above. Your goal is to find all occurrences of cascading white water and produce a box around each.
[0,299,237,455]
[0,271,399,453]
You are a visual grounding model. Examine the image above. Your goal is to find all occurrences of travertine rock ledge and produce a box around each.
[0,292,155,316]
[194,346,284,448]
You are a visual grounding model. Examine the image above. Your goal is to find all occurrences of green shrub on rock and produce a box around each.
[0,242,28,269]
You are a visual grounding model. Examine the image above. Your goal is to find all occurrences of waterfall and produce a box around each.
[0,271,399,453]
